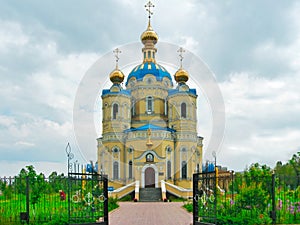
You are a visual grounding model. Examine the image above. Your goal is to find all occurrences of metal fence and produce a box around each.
[0,174,108,225]
[0,176,69,224]
[193,173,300,225]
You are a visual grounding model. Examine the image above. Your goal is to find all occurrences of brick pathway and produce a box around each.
[109,202,192,225]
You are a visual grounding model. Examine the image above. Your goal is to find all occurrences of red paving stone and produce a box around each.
[109,202,192,225]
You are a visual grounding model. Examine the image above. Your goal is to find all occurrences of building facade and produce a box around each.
[97,8,203,190]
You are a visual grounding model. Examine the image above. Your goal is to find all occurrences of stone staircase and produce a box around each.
[139,188,162,202]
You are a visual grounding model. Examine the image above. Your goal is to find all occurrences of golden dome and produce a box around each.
[140,23,158,44]
[174,68,189,83]
[109,69,125,84]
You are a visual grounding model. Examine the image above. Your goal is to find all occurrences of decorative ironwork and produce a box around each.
[193,171,217,225]
[66,142,74,173]
[65,143,108,225]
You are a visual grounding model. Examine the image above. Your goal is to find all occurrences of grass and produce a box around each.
[0,193,118,225]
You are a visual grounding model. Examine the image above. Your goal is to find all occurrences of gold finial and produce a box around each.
[177,47,185,69]
[147,128,151,136]
[113,48,122,69]
[145,1,155,23]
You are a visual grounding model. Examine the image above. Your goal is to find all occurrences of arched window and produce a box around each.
[113,161,119,180]
[181,161,187,179]
[146,96,153,114]
[167,161,172,180]
[146,153,154,162]
[164,100,168,115]
[112,103,118,119]
[129,161,133,179]
[131,99,136,116]
[181,102,187,118]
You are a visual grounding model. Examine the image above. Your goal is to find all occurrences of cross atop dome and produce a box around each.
[109,48,124,85]
[145,1,155,20]
[141,1,158,63]
[113,48,122,69]
[174,47,189,84]
[177,47,186,69]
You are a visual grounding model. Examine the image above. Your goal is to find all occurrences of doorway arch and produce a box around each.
[141,164,158,188]
[145,167,155,188]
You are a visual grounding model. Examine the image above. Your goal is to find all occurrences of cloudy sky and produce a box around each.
[0,0,299,176]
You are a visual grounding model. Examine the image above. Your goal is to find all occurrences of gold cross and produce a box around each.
[145,1,155,19]
[177,47,185,68]
[113,48,122,69]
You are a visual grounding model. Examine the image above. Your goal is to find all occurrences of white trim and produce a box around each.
[141,164,159,188]
[134,150,165,160]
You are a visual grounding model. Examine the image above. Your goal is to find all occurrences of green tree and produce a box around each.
[48,171,67,193]
[275,152,300,189]
[289,152,300,186]
[15,165,47,208]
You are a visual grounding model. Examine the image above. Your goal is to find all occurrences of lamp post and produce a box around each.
[65,142,73,175]
[65,142,73,223]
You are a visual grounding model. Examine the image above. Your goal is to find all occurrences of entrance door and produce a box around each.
[145,167,155,188]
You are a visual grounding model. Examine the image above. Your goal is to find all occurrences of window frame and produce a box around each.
[181,102,187,118]
[112,103,119,120]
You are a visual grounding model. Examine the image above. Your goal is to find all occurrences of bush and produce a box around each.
[183,202,193,213]
[108,197,119,211]
[119,194,132,201]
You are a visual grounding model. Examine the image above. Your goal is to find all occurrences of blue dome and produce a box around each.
[125,62,173,86]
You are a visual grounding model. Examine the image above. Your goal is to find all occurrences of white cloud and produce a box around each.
[0,19,99,176]
[0,20,29,51]
[0,160,67,178]
[0,115,16,127]
[219,72,300,170]
[15,141,35,147]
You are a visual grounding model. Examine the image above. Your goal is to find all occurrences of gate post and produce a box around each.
[270,173,276,224]
[25,176,30,224]
[103,175,109,224]
[193,173,199,224]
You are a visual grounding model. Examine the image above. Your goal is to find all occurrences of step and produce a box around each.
[139,188,162,202]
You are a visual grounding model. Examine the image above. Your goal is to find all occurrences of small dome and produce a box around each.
[174,68,189,83]
[110,69,125,84]
[140,23,158,45]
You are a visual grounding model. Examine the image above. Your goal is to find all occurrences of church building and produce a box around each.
[97,1,203,193]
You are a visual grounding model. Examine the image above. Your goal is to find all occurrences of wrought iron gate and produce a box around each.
[66,143,108,225]
[68,172,108,225]
[193,171,217,225]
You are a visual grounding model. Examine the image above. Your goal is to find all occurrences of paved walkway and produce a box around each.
[109,202,192,225]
